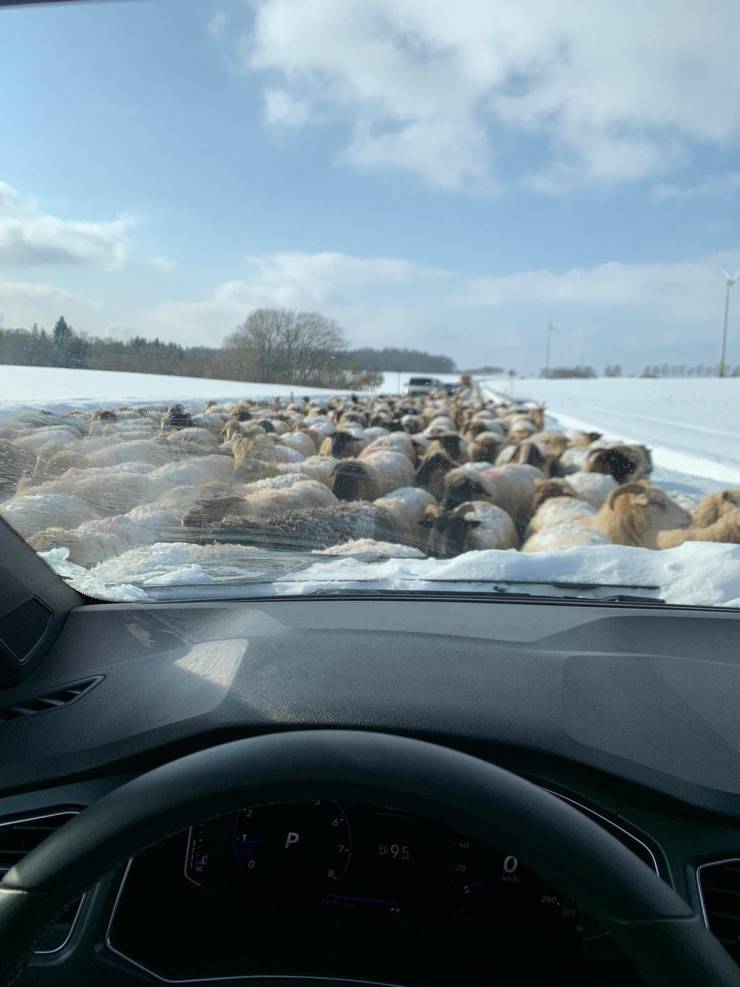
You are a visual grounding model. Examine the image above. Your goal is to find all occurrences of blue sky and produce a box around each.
[2,0,740,372]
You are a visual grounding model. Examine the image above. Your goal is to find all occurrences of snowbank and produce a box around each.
[481,377,740,488]
[0,364,358,424]
[41,540,740,608]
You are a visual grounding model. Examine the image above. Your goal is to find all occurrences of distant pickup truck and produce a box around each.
[404,376,448,395]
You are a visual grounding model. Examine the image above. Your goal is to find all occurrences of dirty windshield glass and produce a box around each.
[1,1,739,606]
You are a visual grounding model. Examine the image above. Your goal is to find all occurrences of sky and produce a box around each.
[2,0,740,373]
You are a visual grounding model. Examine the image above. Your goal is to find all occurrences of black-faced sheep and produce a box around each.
[421,500,518,557]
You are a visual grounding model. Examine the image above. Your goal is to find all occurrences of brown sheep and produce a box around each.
[691,489,740,528]
[0,439,37,497]
[495,440,553,474]
[592,484,691,549]
[585,444,652,484]
[531,477,578,513]
[469,431,503,463]
[442,463,543,524]
[658,508,740,549]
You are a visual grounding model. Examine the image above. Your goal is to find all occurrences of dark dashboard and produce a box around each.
[105,796,653,984]
[1,595,740,986]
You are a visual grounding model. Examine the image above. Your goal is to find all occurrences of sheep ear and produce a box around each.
[722,490,732,501]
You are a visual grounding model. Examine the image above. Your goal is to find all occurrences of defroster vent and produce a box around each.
[698,858,740,964]
[0,675,101,722]
[0,810,83,953]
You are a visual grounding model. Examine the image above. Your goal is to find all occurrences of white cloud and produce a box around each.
[208,10,229,42]
[0,178,135,268]
[0,280,94,329]
[147,250,447,340]
[264,88,315,127]
[466,251,740,321]
[148,255,176,273]
[232,0,740,190]
[652,172,740,201]
[0,181,21,215]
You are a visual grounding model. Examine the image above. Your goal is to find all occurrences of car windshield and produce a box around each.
[1,0,739,607]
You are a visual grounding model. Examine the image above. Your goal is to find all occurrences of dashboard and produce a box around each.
[1,594,740,986]
[105,797,652,985]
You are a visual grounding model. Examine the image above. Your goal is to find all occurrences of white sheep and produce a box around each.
[565,472,617,508]
[423,500,518,557]
[1,493,100,538]
[522,524,610,553]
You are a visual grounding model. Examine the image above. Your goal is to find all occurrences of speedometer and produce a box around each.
[185,801,352,904]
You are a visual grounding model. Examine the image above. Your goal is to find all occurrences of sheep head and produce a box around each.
[419,502,481,558]
[586,445,652,483]
[531,478,578,513]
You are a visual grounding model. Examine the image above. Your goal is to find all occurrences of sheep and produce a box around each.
[530,429,569,457]
[13,427,81,456]
[280,431,316,458]
[522,524,610,553]
[585,444,653,484]
[442,463,543,524]
[160,404,194,429]
[531,477,579,512]
[85,439,172,469]
[526,496,596,536]
[414,449,459,501]
[29,504,185,565]
[373,486,437,548]
[421,501,518,557]
[319,429,369,459]
[1,493,100,538]
[507,416,538,442]
[420,432,468,462]
[182,478,338,528]
[209,503,408,551]
[166,427,220,449]
[690,489,740,528]
[592,484,691,549]
[0,439,37,496]
[231,428,305,467]
[565,471,617,508]
[332,450,415,502]
[495,440,553,474]
[361,432,416,463]
[469,431,503,462]
[658,508,740,549]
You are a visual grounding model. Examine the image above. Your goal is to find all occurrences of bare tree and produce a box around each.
[224,309,346,384]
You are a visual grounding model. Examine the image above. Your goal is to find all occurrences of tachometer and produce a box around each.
[185,801,352,904]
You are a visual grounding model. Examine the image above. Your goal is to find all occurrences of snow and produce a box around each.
[0,364,359,424]
[481,377,740,493]
[1,363,738,608]
[39,539,740,608]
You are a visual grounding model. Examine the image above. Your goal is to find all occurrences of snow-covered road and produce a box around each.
[480,377,740,495]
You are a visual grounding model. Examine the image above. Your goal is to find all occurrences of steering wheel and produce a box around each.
[0,730,737,986]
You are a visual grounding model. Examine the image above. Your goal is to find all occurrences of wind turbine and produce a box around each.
[719,268,740,377]
[545,319,557,377]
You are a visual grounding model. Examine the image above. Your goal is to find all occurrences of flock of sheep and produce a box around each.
[0,386,739,574]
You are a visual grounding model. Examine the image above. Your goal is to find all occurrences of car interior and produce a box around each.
[2,2,740,986]
[1,515,740,987]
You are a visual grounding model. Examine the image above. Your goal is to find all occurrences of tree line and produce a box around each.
[0,310,456,389]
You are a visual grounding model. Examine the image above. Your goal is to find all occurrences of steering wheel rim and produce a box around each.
[0,730,737,986]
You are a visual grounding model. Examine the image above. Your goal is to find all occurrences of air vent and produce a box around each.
[0,810,83,953]
[698,858,740,964]
[0,675,102,722]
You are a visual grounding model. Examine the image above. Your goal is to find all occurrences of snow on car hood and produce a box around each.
[40,539,740,608]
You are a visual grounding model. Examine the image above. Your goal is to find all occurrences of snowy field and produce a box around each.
[0,364,739,608]
[0,364,361,424]
[480,376,740,498]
